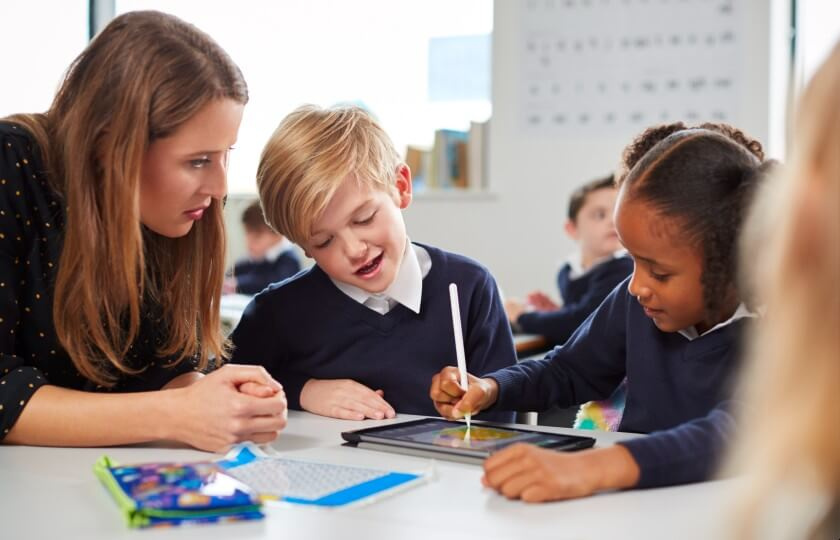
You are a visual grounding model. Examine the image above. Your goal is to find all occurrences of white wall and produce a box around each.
[399,0,782,300]
[227,0,789,299]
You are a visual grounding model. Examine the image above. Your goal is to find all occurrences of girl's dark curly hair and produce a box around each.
[617,122,774,318]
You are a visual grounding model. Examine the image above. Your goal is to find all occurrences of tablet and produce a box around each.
[342,418,596,464]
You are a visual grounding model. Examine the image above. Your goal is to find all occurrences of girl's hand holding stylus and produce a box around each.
[429,366,499,419]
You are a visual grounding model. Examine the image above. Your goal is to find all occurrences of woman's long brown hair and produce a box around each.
[6,11,247,386]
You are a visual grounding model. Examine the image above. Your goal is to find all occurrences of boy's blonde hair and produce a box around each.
[257,105,403,245]
[725,42,840,537]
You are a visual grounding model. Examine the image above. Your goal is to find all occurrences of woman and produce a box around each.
[0,11,286,452]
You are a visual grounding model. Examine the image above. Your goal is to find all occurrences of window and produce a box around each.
[0,2,89,118]
[115,0,493,193]
[797,0,840,87]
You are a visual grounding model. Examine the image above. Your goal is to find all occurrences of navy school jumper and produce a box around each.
[231,243,517,422]
[516,255,633,345]
[488,276,748,488]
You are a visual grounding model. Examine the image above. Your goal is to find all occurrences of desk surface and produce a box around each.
[513,332,549,354]
[0,412,732,540]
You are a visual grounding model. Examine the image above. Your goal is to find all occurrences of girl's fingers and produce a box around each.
[497,469,540,500]
[439,375,467,400]
[454,385,488,417]
[520,485,551,503]
[484,444,529,480]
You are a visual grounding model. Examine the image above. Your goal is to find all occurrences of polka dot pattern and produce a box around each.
[0,122,198,440]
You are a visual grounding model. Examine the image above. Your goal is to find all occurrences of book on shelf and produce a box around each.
[405,144,432,191]
[467,119,489,191]
[432,128,469,189]
[406,118,490,193]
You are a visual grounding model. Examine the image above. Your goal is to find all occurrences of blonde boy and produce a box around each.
[230,105,516,421]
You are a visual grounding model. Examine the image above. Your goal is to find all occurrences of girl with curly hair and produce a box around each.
[430,121,772,501]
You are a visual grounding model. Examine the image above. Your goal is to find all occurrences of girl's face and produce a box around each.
[140,98,244,238]
[614,189,711,333]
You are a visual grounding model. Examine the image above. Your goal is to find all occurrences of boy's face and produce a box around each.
[245,227,282,260]
[614,189,709,333]
[303,166,412,294]
[566,187,622,260]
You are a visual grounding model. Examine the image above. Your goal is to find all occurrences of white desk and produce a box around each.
[0,411,732,540]
[219,293,252,334]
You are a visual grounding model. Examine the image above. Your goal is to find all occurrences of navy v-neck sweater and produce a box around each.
[516,255,633,345]
[488,276,748,488]
[231,243,517,421]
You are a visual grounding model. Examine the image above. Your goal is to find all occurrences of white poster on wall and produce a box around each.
[519,0,746,137]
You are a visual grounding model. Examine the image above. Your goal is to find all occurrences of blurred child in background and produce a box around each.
[224,200,301,295]
[505,174,632,347]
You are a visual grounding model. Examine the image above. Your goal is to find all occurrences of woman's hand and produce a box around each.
[170,364,287,452]
[482,444,640,502]
[429,366,499,419]
[300,379,396,420]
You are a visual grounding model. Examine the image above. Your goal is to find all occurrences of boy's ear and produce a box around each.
[395,164,413,209]
[564,219,579,240]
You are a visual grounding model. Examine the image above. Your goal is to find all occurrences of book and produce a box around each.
[405,144,432,191]
[217,443,430,508]
[467,119,489,190]
[94,456,263,529]
[432,128,469,189]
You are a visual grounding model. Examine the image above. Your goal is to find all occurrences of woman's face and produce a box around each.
[139,98,244,238]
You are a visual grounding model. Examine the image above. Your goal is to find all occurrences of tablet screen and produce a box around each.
[349,419,591,455]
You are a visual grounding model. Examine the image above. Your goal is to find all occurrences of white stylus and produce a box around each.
[448,283,471,434]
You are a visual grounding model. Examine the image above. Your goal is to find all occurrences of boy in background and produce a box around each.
[505,174,632,347]
[230,105,516,421]
[224,200,301,295]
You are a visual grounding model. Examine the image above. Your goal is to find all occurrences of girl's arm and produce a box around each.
[487,278,631,413]
[4,364,287,452]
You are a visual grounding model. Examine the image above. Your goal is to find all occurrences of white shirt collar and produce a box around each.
[677,302,757,341]
[262,237,294,262]
[331,240,431,315]
[565,249,627,280]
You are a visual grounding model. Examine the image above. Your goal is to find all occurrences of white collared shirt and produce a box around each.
[565,249,627,280]
[677,303,757,341]
[331,240,431,315]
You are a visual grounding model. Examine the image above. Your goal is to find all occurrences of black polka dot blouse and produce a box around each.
[0,121,196,440]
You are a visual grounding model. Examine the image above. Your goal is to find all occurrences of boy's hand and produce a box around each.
[526,291,560,311]
[429,366,499,419]
[481,444,640,502]
[300,379,396,421]
[504,298,528,323]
